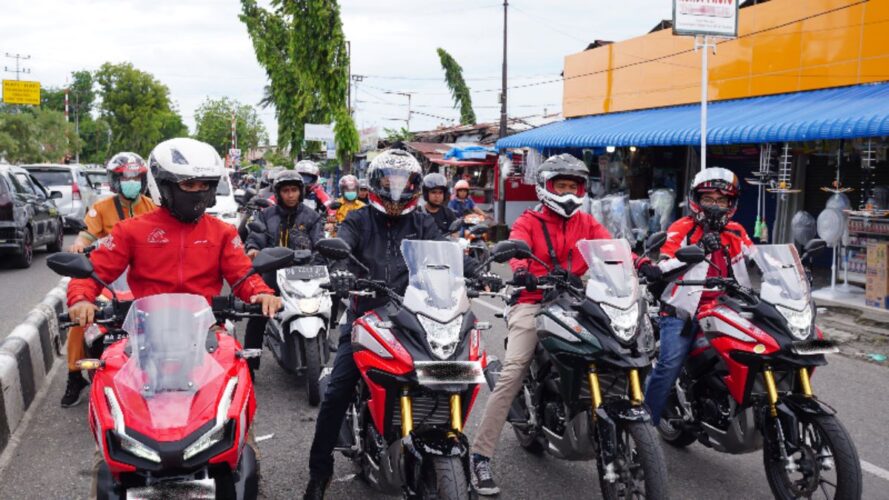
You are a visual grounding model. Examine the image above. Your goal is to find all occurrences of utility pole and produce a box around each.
[4,53,31,80]
[385,91,413,131]
[346,41,351,114]
[350,74,365,116]
[496,0,509,234]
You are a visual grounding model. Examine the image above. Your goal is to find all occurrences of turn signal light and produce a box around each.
[75,359,104,370]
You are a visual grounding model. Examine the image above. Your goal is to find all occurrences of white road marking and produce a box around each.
[862,460,889,482]
[472,298,503,314]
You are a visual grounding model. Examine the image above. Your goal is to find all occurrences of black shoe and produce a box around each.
[470,453,500,496]
[303,476,330,500]
[61,372,89,408]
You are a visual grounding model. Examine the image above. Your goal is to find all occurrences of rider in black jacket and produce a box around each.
[244,170,323,375]
[303,150,500,499]
[420,172,458,235]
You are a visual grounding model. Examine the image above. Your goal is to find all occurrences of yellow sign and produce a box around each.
[2,80,41,105]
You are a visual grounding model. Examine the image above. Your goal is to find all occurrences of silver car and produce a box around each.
[21,164,97,229]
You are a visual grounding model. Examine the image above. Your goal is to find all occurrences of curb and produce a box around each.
[0,278,68,453]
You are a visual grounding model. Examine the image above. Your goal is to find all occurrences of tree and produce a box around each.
[437,48,477,125]
[40,70,94,119]
[0,109,79,163]
[240,0,359,168]
[79,117,113,164]
[263,148,291,168]
[383,127,415,143]
[94,62,187,157]
[194,97,268,157]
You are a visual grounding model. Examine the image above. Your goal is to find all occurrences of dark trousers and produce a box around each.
[308,310,359,480]
[244,317,266,369]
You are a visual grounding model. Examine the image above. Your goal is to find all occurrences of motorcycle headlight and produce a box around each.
[297,297,321,315]
[104,387,161,463]
[183,377,238,461]
[599,302,639,343]
[418,315,462,359]
[776,304,813,340]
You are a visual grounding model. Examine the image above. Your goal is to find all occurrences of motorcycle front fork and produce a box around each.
[588,365,645,484]
[398,388,464,438]
[763,367,816,473]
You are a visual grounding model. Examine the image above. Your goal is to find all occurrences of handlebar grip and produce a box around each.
[59,312,70,323]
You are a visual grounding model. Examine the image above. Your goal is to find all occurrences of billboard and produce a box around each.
[304,123,335,142]
[673,0,739,37]
[2,80,41,105]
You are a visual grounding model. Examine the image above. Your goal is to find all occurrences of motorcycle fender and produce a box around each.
[779,394,836,417]
[290,316,326,339]
[397,431,470,496]
[600,399,651,423]
[379,439,406,493]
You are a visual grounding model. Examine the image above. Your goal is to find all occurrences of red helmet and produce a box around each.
[454,180,470,191]
[106,152,148,197]
[688,167,740,230]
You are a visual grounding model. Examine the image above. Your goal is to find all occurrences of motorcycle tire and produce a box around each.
[597,422,670,500]
[415,456,470,500]
[95,460,124,500]
[763,414,862,500]
[512,425,545,455]
[304,337,322,406]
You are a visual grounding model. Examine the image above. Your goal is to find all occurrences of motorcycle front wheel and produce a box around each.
[304,337,322,406]
[597,421,670,500]
[414,456,470,500]
[763,414,862,500]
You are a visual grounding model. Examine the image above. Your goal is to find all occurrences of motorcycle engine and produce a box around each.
[698,390,733,430]
[543,402,567,435]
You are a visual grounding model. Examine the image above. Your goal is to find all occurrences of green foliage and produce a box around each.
[240,0,359,167]
[94,62,187,157]
[78,118,114,164]
[383,126,415,142]
[437,48,477,125]
[0,109,79,163]
[194,97,268,158]
[263,148,291,168]
[40,70,94,118]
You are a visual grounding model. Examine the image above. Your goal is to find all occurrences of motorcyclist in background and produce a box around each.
[449,179,486,218]
[243,170,324,378]
[295,160,333,216]
[302,149,501,499]
[420,172,458,234]
[639,167,754,426]
[62,152,157,407]
[468,153,612,495]
[357,178,369,203]
[332,174,365,226]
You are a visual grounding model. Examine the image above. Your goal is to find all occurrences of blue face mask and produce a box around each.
[344,191,358,201]
[120,180,142,200]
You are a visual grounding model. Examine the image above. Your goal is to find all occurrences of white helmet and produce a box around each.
[295,160,320,186]
[366,149,423,217]
[148,138,224,222]
[535,153,589,218]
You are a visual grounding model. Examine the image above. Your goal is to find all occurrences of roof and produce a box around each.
[497,82,889,150]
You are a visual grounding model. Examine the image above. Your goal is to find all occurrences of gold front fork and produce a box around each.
[763,368,779,417]
[588,364,602,412]
[798,368,813,398]
[450,394,464,433]
[400,389,413,437]
[628,369,644,405]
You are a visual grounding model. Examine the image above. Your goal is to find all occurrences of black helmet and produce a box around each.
[422,173,449,203]
[273,170,305,200]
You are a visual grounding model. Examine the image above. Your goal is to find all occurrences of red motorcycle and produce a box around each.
[657,242,862,500]
[317,238,490,499]
[49,248,293,499]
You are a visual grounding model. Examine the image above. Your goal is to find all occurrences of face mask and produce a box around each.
[161,183,216,223]
[119,180,142,200]
[344,191,358,201]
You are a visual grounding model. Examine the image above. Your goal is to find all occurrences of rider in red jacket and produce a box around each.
[67,138,279,326]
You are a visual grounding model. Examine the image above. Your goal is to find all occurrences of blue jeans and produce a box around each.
[644,316,696,426]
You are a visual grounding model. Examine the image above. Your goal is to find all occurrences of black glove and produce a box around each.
[477,272,504,293]
[638,261,663,282]
[511,269,537,291]
[699,232,722,253]
[551,268,583,289]
[329,270,356,297]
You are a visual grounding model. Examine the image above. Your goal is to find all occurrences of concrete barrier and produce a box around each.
[0,278,68,453]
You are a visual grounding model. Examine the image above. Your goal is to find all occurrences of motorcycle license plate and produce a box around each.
[790,339,839,356]
[126,479,215,499]
[415,361,485,385]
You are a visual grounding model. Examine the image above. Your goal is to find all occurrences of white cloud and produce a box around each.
[1,0,671,147]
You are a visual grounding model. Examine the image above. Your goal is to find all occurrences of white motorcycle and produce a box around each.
[265,252,333,406]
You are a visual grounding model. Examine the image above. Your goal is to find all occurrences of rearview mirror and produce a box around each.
[645,231,667,253]
[251,197,271,208]
[252,247,295,273]
[47,252,95,279]
[512,240,532,258]
[316,238,351,260]
[234,189,246,205]
[50,190,63,200]
[490,240,518,263]
[328,200,342,211]
[247,220,267,234]
[675,245,706,265]
[448,218,464,234]
[802,238,827,262]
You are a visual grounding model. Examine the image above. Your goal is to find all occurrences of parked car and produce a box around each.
[83,166,112,198]
[21,164,97,230]
[0,165,65,268]
[207,169,240,227]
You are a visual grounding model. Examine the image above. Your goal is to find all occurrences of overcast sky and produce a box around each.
[2,0,672,144]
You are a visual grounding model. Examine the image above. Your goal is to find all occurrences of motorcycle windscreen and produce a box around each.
[401,240,469,322]
[113,293,225,430]
[576,239,640,309]
[752,244,810,310]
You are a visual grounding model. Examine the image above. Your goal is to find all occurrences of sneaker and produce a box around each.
[470,453,500,496]
[61,372,89,408]
[302,476,331,500]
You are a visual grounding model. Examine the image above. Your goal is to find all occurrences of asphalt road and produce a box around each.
[1,267,889,499]
[0,235,75,340]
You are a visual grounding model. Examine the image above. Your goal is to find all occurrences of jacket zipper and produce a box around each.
[178,225,186,289]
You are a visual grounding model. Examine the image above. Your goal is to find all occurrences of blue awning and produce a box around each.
[496,82,889,150]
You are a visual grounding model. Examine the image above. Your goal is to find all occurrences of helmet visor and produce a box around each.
[371,167,422,203]
[545,175,587,197]
[301,174,318,185]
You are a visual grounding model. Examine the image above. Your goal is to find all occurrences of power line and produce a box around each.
[4,53,32,80]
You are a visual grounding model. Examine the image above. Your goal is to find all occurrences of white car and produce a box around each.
[207,171,240,227]
[22,164,97,229]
